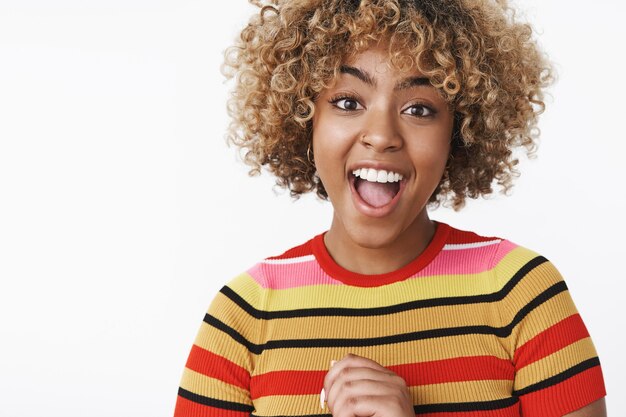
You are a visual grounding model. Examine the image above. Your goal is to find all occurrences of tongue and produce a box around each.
[356,180,398,207]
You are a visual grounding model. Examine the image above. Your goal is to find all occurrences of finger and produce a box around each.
[324,354,392,395]
[327,378,402,414]
[327,372,411,409]
[332,394,413,417]
[326,367,399,409]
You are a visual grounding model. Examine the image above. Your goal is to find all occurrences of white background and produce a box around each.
[0,1,624,416]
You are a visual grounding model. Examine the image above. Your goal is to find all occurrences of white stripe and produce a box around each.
[443,239,501,251]
[263,254,316,265]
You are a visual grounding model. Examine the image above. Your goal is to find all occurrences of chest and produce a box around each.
[249,306,518,416]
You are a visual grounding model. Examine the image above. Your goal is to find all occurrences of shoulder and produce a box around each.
[443,223,561,288]
[223,234,320,295]
[441,222,528,268]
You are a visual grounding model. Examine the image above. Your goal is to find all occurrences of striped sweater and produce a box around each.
[174,222,605,417]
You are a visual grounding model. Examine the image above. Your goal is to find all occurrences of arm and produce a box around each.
[494,244,607,417]
[174,274,261,416]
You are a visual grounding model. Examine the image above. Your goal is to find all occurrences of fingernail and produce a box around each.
[330,360,337,367]
[320,388,325,409]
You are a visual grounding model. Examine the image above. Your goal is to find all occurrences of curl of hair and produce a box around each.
[224,0,554,209]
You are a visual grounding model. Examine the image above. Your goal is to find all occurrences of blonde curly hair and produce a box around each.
[223,0,553,210]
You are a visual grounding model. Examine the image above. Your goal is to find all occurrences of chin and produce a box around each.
[345,221,406,250]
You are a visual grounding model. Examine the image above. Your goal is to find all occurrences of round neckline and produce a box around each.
[311,221,451,287]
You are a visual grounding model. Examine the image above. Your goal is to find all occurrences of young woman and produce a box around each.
[174,1,607,416]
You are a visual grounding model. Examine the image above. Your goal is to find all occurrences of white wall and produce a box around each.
[0,1,623,416]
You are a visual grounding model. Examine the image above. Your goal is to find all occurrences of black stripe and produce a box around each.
[221,256,549,319]
[204,278,567,353]
[503,281,567,334]
[178,387,254,412]
[414,396,519,414]
[203,314,260,353]
[513,357,601,397]
[248,398,518,417]
[252,414,331,417]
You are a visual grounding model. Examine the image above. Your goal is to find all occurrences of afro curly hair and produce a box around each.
[223,0,553,210]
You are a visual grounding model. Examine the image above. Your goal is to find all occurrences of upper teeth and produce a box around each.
[352,168,403,183]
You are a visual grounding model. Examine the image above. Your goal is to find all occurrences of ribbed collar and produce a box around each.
[311,221,451,287]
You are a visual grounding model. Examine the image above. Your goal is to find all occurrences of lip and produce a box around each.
[348,172,407,218]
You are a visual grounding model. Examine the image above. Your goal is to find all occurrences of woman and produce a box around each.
[174,1,607,416]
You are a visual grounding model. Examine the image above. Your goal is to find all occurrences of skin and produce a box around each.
[313,46,607,417]
[312,44,454,275]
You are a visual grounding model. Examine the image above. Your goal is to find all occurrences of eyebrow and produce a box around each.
[339,65,431,91]
[394,76,431,90]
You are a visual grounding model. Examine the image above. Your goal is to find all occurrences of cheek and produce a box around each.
[410,136,450,168]
[312,118,354,159]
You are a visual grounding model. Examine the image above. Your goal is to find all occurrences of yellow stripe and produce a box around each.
[230,272,501,311]
[509,291,579,349]
[262,301,501,341]
[180,368,252,405]
[209,292,262,343]
[410,379,513,403]
[194,322,253,370]
[514,337,598,390]
[227,272,264,305]
[493,246,543,288]
[498,261,566,323]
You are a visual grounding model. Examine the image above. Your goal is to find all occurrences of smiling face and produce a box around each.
[312,45,454,259]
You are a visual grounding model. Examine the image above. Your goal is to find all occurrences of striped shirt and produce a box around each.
[174,222,605,417]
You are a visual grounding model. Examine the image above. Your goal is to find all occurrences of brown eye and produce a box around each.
[402,104,435,117]
[333,98,363,111]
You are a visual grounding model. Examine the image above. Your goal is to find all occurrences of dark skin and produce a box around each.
[312,45,453,276]
[314,46,607,417]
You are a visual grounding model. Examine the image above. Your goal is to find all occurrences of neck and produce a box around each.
[323,211,436,275]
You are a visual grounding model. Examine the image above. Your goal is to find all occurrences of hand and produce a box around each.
[322,354,415,417]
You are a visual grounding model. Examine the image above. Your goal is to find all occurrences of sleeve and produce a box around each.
[494,242,606,417]
[174,271,265,417]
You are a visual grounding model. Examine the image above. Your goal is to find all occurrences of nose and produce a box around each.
[359,109,403,152]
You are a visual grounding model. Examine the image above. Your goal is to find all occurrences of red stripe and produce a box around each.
[513,314,590,369]
[250,356,513,399]
[519,365,605,417]
[312,223,451,287]
[186,345,250,389]
[173,396,251,417]
[390,356,514,386]
[250,370,326,399]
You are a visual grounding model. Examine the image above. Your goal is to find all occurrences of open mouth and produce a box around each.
[352,168,403,208]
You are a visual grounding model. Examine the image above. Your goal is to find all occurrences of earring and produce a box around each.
[307,142,314,165]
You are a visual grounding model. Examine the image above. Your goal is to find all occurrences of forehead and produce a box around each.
[337,44,430,88]
[341,42,427,79]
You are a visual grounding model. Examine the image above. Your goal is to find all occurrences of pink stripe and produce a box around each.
[493,239,518,264]
[246,260,341,289]
[247,240,518,289]
[416,239,517,276]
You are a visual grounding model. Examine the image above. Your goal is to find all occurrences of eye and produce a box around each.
[402,104,436,118]
[330,97,363,111]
